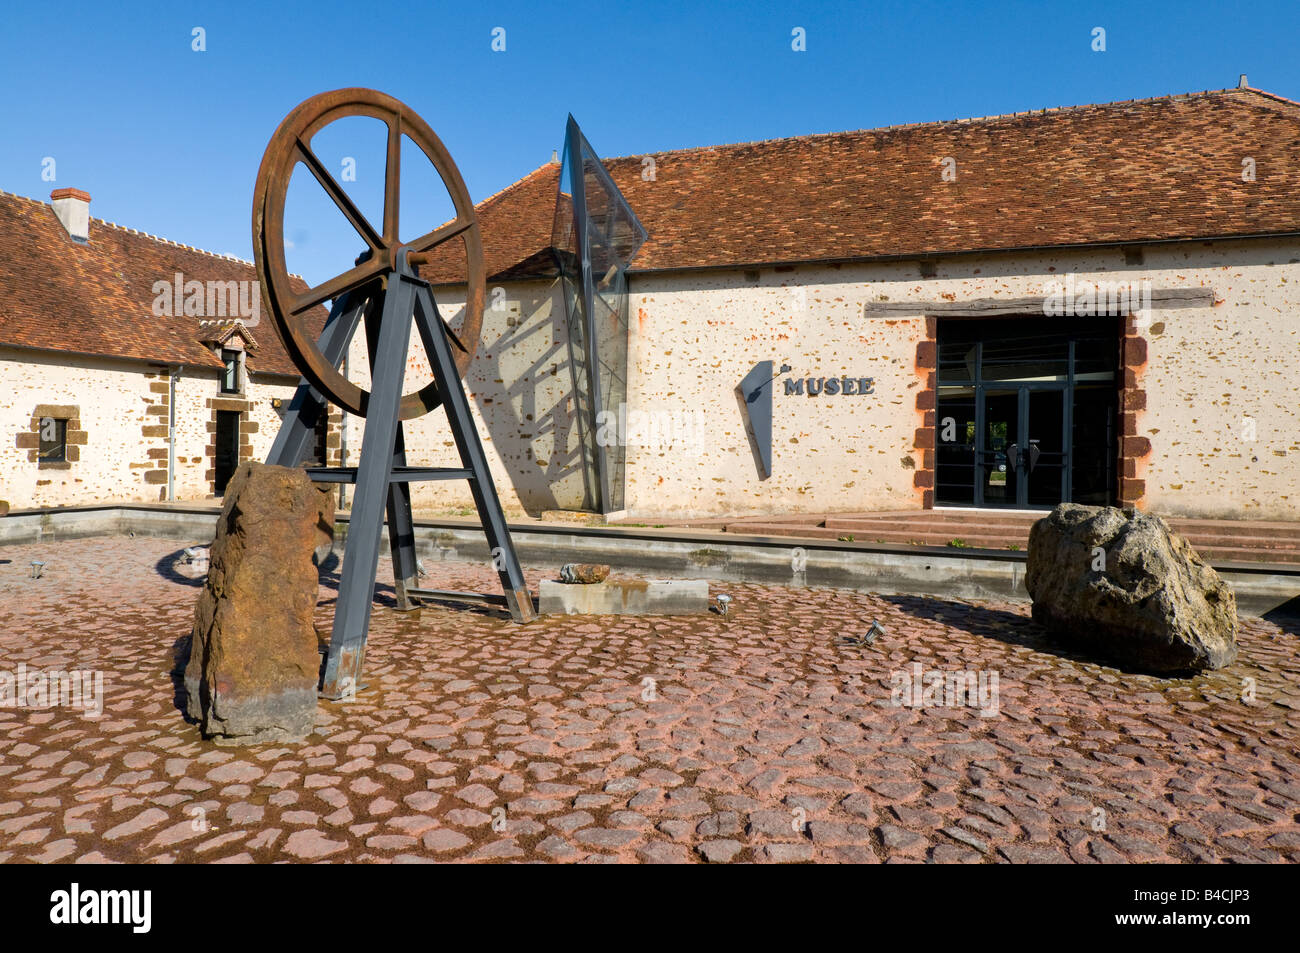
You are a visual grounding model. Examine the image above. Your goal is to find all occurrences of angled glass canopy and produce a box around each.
[552,115,648,513]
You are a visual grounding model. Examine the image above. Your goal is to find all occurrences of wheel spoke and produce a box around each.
[383,116,401,243]
[255,88,486,421]
[291,256,386,315]
[296,140,383,251]
[408,217,474,253]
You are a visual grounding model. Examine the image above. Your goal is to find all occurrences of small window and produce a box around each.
[221,349,241,394]
[39,417,68,464]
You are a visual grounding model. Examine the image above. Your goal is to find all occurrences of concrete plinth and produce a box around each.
[539,577,709,616]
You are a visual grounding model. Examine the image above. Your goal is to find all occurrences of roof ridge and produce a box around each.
[599,86,1280,163]
[474,161,559,211]
[1238,85,1300,110]
[94,215,256,266]
[0,189,256,267]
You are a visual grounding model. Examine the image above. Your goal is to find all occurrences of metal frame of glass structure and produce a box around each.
[552,116,648,514]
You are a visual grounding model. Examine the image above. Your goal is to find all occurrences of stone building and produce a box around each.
[3,84,1298,523]
[405,84,1300,522]
[0,188,335,508]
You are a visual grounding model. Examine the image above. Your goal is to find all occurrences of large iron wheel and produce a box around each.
[252,88,485,419]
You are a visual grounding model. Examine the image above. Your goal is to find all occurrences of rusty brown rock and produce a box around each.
[184,462,332,743]
[559,563,611,585]
[0,500,9,516]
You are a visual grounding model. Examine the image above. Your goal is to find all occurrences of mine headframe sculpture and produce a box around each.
[252,88,536,699]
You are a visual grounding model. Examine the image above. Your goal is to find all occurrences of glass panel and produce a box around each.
[1071,383,1116,505]
[552,116,648,513]
[935,317,1120,507]
[1073,330,1120,380]
[38,418,67,463]
[981,330,1069,382]
[935,388,976,504]
[938,339,976,383]
[982,390,1019,505]
[222,351,239,393]
[1025,389,1066,506]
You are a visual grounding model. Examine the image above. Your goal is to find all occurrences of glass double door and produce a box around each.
[935,316,1119,510]
[937,382,1117,509]
[977,386,1066,507]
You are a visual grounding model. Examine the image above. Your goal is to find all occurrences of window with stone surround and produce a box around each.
[39,417,67,463]
[17,404,86,470]
[221,348,243,394]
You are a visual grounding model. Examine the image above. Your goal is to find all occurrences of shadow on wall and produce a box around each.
[456,279,589,516]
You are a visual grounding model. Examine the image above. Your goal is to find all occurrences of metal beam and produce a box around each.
[267,287,370,468]
[413,279,536,623]
[319,267,416,698]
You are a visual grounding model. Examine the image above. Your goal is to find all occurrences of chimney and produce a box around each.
[1238,73,1249,89]
[51,188,91,243]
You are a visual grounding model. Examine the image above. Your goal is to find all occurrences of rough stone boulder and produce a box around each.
[1026,503,1237,673]
[184,462,334,743]
[559,563,611,584]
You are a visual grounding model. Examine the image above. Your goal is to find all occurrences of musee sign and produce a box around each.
[783,376,876,396]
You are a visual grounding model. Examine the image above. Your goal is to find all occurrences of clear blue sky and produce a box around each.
[3,0,1297,286]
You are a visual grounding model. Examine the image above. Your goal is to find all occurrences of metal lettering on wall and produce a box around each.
[783,377,876,396]
[739,367,878,480]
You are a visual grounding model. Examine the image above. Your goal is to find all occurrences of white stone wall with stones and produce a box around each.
[1138,241,1300,520]
[0,350,159,507]
[342,278,585,518]
[387,237,1299,521]
[625,270,926,519]
[0,350,296,509]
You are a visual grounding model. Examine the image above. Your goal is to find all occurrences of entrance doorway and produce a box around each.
[935,316,1119,509]
[214,410,241,495]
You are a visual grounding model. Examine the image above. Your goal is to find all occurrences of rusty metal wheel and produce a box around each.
[252,88,485,419]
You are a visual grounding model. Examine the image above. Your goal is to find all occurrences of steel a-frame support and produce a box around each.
[269,252,535,700]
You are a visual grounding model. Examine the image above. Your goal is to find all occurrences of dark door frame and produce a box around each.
[970,380,1070,508]
[936,324,1119,510]
[214,410,240,495]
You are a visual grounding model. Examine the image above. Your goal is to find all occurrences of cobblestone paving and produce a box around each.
[1,536,1299,864]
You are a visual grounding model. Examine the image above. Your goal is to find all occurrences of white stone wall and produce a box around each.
[342,278,585,518]
[0,348,297,509]
[6,236,1297,521]
[1139,241,1300,519]
[624,269,927,519]
[379,237,1299,521]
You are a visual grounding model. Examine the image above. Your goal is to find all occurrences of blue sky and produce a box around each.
[3,0,1298,285]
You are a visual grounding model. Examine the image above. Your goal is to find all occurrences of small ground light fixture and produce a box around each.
[716,593,732,616]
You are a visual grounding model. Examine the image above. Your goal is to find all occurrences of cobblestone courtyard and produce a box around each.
[1,536,1298,864]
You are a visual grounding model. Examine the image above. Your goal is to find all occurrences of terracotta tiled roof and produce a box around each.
[420,87,1300,283]
[0,191,317,375]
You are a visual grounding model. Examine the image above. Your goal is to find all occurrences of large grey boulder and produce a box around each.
[1026,503,1237,673]
[184,462,333,743]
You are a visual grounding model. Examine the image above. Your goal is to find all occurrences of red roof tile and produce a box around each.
[422,87,1300,283]
[0,191,317,375]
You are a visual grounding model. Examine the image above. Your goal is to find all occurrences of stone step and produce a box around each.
[1189,544,1300,565]
[724,520,1300,564]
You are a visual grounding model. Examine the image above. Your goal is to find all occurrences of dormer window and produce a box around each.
[221,348,242,394]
